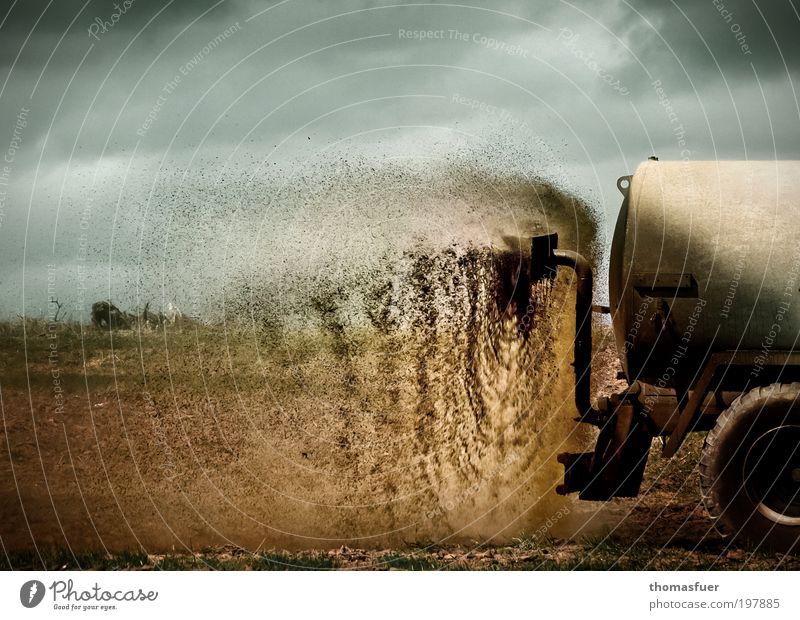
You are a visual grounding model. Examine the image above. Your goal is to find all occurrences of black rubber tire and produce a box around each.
[700,383,800,553]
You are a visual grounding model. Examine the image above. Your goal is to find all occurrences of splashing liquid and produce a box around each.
[0,156,598,551]
[215,218,593,546]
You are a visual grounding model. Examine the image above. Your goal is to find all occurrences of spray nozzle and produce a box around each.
[530,232,559,283]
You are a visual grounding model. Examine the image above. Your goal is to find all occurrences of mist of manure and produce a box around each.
[209,154,596,548]
[1,146,600,551]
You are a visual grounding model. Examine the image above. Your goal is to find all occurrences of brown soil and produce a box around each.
[2,318,791,568]
[1,251,589,555]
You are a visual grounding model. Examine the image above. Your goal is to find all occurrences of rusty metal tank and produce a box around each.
[609,160,800,386]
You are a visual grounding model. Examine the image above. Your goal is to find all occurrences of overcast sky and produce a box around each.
[1,0,798,318]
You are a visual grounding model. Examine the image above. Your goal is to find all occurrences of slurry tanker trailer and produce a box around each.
[534,160,800,552]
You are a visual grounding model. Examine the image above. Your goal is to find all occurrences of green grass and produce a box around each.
[3,541,795,571]
[1,549,151,571]
[253,553,340,571]
[0,318,399,395]
[644,432,707,500]
[1,549,340,571]
[372,553,450,571]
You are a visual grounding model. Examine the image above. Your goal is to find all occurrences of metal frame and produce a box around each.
[662,350,800,457]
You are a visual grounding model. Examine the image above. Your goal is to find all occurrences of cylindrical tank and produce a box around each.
[609,160,800,386]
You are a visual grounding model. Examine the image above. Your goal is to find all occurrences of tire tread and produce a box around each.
[700,382,800,533]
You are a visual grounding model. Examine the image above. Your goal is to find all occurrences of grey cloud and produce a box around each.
[1,0,799,316]
[616,0,800,81]
[0,0,236,33]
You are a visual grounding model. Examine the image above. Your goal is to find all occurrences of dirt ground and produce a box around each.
[1,315,796,570]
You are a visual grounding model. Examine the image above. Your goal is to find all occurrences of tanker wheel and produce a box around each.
[700,382,800,553]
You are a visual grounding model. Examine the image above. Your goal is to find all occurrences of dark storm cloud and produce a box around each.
[1,1,798,277]
[595,0,800,163]
[613,0,800,84]
[0,0,256,165]
[0,0,798,318]
[1,0,798,169]
[0,0,236,34]
[0,0,239,70]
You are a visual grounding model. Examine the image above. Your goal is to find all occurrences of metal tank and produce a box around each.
[610,160,800,387]
[530,160,800,552]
